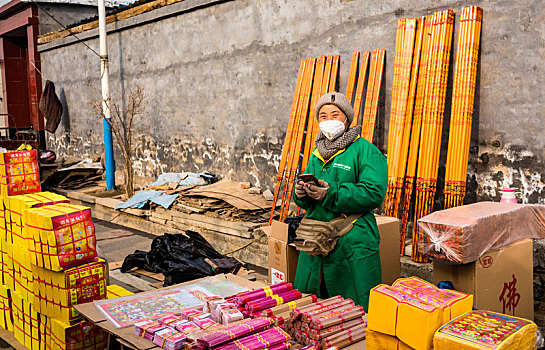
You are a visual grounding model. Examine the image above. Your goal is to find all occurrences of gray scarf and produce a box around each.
[315,126,362,160]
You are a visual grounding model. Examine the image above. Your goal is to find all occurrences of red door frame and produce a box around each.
[0,0,43,131]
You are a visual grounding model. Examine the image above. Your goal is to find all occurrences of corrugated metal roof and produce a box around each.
[63,0,154,28]
[20,0,133,6]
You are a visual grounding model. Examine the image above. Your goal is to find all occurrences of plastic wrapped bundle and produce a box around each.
[433,310,537,350]
[245,290,303,313]
[197,317,274,348]
[417,202,545,263]
[368,277,473,350]
[33,259,107,324]
[25,204,97,271]
[261,295,318,317]
[153,327,179,347]
[234,282,292,306]
[0,150,41,197]
[213,326,290,350]
[320,323,366,349]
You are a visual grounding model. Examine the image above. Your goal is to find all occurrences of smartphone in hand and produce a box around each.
[298,174,319,185]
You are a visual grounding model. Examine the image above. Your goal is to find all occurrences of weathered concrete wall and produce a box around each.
[38,3,99,35]
[39,0,545,203]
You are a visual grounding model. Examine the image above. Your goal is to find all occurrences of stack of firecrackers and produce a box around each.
[134,311,292,350]
[0,149,111,350]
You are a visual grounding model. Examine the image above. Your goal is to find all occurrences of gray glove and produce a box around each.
[306,179,329,201]
[295,180,307,199]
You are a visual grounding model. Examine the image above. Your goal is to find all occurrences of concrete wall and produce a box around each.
[38,0,545,204]
[38,3,99,35]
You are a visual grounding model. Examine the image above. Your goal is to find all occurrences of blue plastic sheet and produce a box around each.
[115,172,217,210]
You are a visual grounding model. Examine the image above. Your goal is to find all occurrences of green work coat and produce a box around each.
[293,136,387,311]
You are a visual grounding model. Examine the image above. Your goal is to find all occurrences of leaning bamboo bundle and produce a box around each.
[301,55,326,174]
[279,58,316,222]
[444,6,482,209]
[384,18,417,219]
[400,15,432,255]
[269,60,307,224]
[361,49,386,141]
[412,9,455,262]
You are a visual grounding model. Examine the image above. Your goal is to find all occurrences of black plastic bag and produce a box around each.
[285,214,305,244]
[121,231,244,286]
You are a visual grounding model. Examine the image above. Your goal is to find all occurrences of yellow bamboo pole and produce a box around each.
[269,60,307,224]
[279,58,316,221]
[361,49,385,141]
[352,52,370,127]
[329,55,340,92]
[346,51,360,104]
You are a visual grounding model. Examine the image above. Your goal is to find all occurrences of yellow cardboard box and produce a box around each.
[107,284,133,299]
[41,315,108,350]
[12,290,40,350]
[33,260,107,324]
[25,204,97,271]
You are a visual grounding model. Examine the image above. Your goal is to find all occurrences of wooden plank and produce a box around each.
[169,217,253,239]
[133,269,164,282]
[109,261,123,270]
[170,210,258,230]
[109,270,155,292]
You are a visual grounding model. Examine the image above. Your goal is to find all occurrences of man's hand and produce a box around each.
[295,180,307,199]
[305,179,329,201]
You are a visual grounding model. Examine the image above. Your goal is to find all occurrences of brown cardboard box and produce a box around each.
[264,221,299,284]
[433,238,533,320]
[266,216,401,285]
[376,215,401,285]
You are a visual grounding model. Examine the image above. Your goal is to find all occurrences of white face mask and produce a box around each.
[319,120,346,141]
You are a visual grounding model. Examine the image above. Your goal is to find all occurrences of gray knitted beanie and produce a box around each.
[315,92,354,125]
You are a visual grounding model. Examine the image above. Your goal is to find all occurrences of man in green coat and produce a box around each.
[293,92,387,311]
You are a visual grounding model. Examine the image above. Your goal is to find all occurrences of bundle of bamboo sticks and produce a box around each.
[345,49,386,141]
[444,6,483,209]
[384,18,418,219]
[269,55,339,223]
[361,49,386,141]
[411,9,456,262]
[400,15,433,255]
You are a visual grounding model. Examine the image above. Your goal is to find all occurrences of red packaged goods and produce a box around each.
[245,290,303,313]
[0,150,41,196]
[197,317,274,348]
[321,324,366,349]
[234,283,292,306]
[418,202,545,263]
[212,326,290,350]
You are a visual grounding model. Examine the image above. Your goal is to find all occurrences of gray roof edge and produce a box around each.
[38,0,229,53]
[20,0,133,7]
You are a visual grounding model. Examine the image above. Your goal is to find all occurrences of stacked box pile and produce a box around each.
[0,149,108,350]
[282,296,366,349]
[367,277,473,350]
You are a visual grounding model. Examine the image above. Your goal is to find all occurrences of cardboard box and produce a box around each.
[376,215,401,285]
[264,221,299,285]
[433,238,534,320]
[266,216,401,285]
